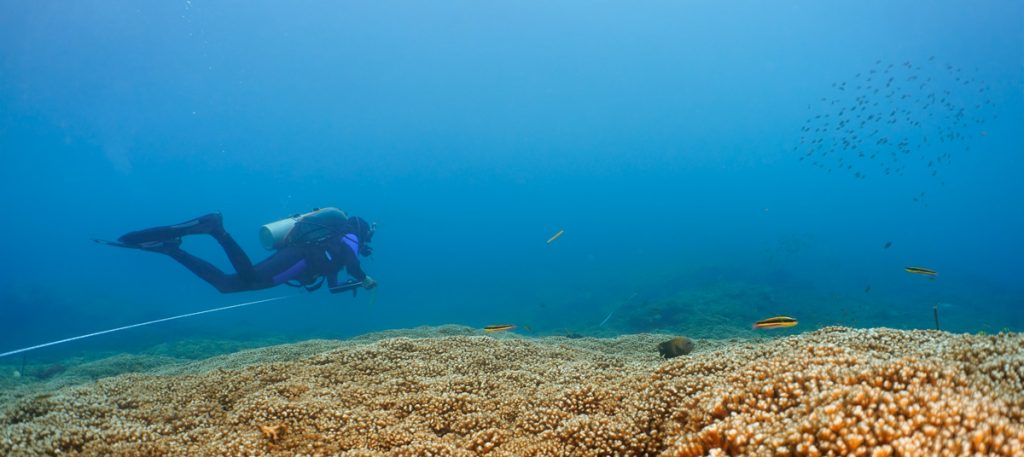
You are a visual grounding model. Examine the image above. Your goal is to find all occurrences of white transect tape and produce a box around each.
[0,296,291,358]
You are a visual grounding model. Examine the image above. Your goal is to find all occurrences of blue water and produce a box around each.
[1,1,1021,362]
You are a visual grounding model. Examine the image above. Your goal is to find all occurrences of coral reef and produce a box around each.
[0,327,1021,456]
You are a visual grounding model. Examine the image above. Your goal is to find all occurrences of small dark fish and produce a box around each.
[864,285,871,293]
[883,241,892,249]
[657,336,695,359]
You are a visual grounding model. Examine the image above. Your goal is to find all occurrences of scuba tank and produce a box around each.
[259,207,348,250]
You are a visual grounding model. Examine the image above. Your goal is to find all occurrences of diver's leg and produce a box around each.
[163,248,252,293]
[114,213,278,292]
[208,228,258,281]
[166,248,305,293]
[118,213,224,245]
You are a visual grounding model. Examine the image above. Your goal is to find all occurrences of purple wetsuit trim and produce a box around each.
[342,234,359,256]
[272,259,307,284]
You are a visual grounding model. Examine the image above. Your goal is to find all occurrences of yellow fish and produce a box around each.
[905,266,937,277]
[483,324,516,333]
[546,229,565,244]
[753,316,798,329]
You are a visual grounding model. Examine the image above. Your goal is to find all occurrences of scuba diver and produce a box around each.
[96,207,377,295]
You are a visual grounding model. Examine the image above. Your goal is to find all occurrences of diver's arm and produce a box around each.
[346,256,367,282]
[327,264,364,294]
[349,260,376,290]
[327,246,367,294]
[341,247,376,289]
[333,238,367,281]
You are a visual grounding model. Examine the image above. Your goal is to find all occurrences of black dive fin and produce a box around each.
[93,238,141,249]
[93,238,181,253]
[117,213,222,245]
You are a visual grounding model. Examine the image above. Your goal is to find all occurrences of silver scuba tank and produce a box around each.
[259,207,348,250]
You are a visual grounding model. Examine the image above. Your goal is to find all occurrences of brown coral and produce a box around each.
[0,327,1020,456]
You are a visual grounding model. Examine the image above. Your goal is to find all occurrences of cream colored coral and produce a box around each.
[0,328,1020,456]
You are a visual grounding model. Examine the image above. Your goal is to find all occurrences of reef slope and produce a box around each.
[1,327,1021,456]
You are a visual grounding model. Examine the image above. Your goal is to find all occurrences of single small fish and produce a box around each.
[864,285,871,293]
[483,324,516,333]
[883,241,892,249]
[546,229,565,244]
[905,266,938,277]
[753,316,798,330]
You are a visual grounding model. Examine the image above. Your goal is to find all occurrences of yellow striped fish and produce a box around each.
[752,316,798,330]
[546,229,565,244]
[905,266,937,277]
[483,324,516,333]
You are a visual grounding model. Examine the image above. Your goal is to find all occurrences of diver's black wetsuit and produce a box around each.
[108,211,373,294]
[165,227,367,293]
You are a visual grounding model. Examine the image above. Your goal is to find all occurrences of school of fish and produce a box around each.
[797,57,994,203]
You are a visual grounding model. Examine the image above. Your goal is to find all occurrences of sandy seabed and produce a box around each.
[0,326,1021,456]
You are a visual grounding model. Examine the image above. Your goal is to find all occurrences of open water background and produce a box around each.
[1,1,1021,363]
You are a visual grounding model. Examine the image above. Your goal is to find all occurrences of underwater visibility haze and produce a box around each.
[0,1,1022,455]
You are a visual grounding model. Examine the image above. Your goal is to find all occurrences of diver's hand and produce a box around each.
[362,276,378,290]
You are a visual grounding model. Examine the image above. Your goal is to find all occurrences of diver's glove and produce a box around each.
[362,275,378,290]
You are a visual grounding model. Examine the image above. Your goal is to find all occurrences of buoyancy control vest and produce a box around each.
[259,207,349,251]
